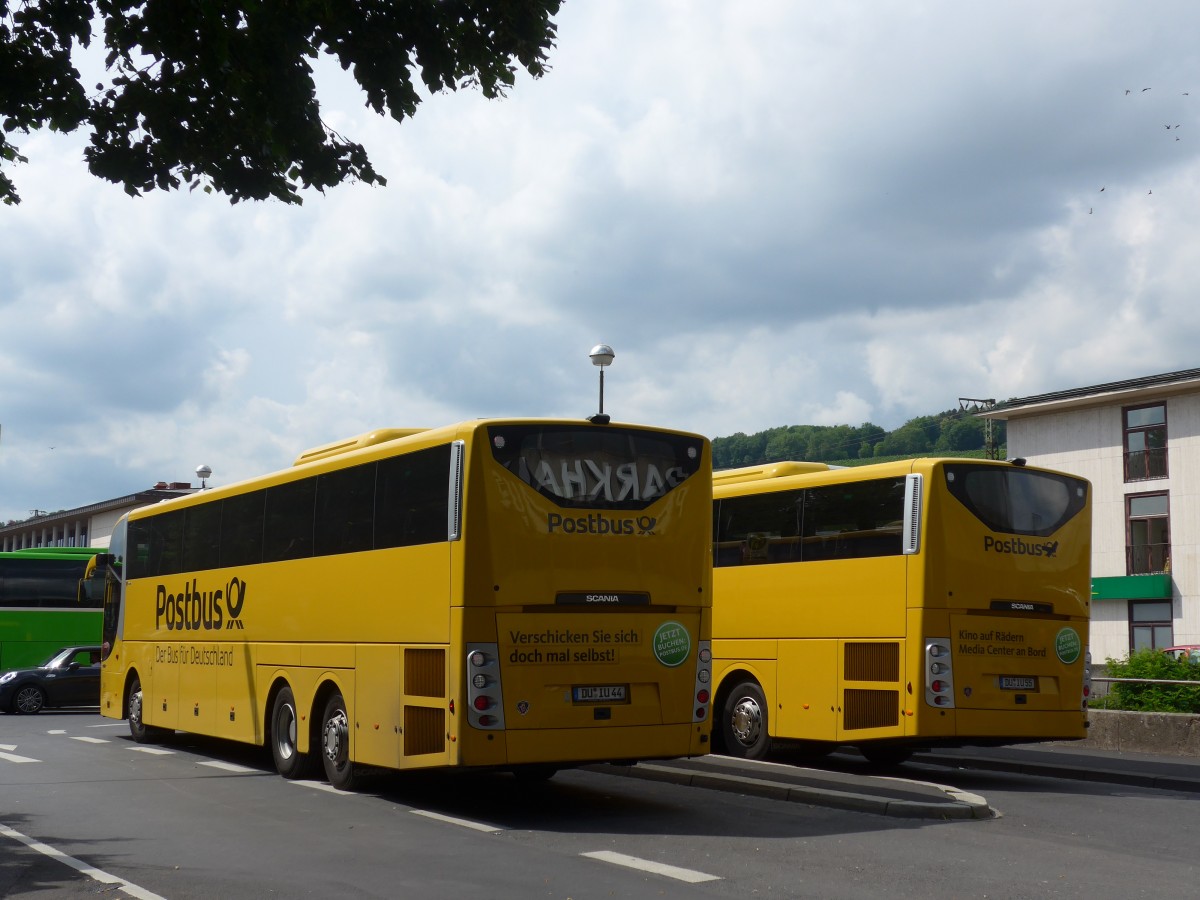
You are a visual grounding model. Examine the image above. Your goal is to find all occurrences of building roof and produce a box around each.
[0,486,197,535]
[980,368,1200,420]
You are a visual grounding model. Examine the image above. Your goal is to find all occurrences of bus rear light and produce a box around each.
[692,640,712,723]
[466,642,505,730]
[924,638,955,709]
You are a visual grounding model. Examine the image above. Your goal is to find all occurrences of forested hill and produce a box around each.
[711,409,1005,469]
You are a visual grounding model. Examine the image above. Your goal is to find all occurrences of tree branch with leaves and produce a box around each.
[0,0,561,205]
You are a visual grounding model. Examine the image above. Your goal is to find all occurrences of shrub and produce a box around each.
[1098,649,1200,713]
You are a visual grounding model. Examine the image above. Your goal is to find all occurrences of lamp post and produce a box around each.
[589,344,615,424]
[195,465,212,489]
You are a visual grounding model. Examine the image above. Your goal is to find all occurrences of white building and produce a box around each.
[982,368,1200,664]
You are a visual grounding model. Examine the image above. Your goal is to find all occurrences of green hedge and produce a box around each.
[1093,649,1200,713]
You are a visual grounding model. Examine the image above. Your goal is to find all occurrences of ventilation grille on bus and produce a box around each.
[403,706,446,756]
[448,440,465,541]
[404,648,446,698]
[903,473,922,555]
[843,642,900,682]
[842,689,900,731]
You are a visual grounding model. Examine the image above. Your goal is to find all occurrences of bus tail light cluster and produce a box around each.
[693,641,712,722]
[466,643,505,730]
[924,639,955,708]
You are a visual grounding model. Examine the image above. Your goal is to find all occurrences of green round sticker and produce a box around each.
[1055,627,1082,665]
[653,621,691,668]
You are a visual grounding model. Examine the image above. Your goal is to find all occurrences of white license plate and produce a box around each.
[572,685,627,703]
[1000,676,1037,691]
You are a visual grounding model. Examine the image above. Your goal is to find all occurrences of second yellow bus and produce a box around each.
[710,457,1091,763]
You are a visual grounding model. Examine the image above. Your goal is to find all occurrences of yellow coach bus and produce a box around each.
[710,457,1091,764]
[89,419,712,788]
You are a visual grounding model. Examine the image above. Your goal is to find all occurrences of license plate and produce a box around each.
[1000,676,1037,691]
[572,684,628,703]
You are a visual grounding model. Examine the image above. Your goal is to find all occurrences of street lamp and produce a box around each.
[589,344,615,424]
[195,464,212,489]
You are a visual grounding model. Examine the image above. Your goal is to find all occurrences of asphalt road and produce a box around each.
[4,712,1199,899]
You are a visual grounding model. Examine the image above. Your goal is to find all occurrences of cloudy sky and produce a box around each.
[2,0,1199,523]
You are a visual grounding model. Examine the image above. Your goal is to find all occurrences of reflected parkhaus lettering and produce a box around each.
[156,578,248,631]
[534,459,686,502]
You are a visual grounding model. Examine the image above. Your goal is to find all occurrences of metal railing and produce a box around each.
[1124,447,1168,481]
[1127,543,1170,575]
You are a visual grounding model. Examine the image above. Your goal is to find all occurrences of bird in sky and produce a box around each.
[1100,186,1106,192]
[1143,87,1152,92]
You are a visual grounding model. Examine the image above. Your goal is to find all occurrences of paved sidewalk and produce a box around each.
[590,754,994,820]
[911,742,1200,793]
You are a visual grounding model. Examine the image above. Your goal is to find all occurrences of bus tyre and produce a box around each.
[320,691,357,791]
[721,680,770,760]
[270,686,311,779]
[127,675,167,743]
[13,684,46,714]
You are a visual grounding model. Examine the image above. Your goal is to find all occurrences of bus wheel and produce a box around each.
[128,675,167,743]
[721,680,770,760]
[270,686,311,779]
[859,745,913,766]
[320,691,357,791]
[14,684,46,714]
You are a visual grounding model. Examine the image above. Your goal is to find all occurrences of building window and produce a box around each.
[1129,600,1173,651]
[1126,492,1170,575]
[1124,403,1167,481]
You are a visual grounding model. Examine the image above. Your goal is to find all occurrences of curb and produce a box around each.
[589,761,994,820]
[911,752,1200,794]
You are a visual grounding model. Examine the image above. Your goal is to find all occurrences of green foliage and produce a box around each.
[711,409,1005,470]
[1096,649,1200,713]
[0,1,561,205]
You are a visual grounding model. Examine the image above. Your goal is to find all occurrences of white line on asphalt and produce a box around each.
[47,730,67,735]
[198,760,257,773]
[130,747,174,756]
[0,750,39,763]
[70,736,110,744]
[581,850,721,884]
[292,779,353,794]
[0,743,18,751]
[0,823,166,900]
[411,809,503,833]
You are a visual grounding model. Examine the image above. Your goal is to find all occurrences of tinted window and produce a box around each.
[221,491,265,568]
[263,480,316,562]
[944,464,1087,536]
[183,503,222,572]
[376,445,451,548]
[0,558,89,608]
[488,424,704,510]
[714,477,905,567]
[316,463,377,555]
[128,510,184,578]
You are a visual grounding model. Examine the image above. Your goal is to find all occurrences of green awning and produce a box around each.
[1091,574,1173,601]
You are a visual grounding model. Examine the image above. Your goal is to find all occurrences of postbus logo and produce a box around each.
[546,513,657,536]
[982,535,1059,558]
[652,621,691,667]
[155,578,248,632]
[1055,627,1082,665]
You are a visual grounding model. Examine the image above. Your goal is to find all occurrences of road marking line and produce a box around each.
[581,850,721,883]
[292,779,353,794]
[0,823,166,900]
[198,760,256,773]
[411,809,503,833]
[47,730,67,735]
[70,736,110,744]
[0,743,18,751]
[0,751,40,763]
[131,747,174,756]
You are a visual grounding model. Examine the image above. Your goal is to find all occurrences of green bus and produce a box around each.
[0,548,102,670]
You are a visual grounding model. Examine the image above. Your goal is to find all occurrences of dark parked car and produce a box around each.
[0,646,102,714]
